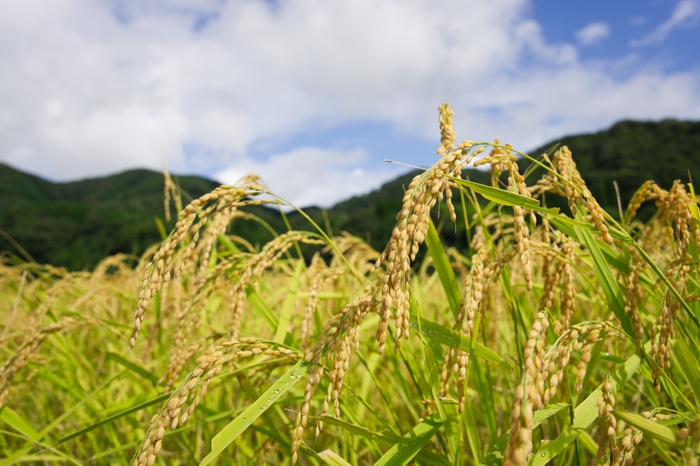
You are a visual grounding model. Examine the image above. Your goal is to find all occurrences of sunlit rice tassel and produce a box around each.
[510,176,532,291]
[620,426,643,466]
[136,340,301,466]
[559,240,576,332]
[596,374,621,465]
[503,311,549,466]
[456,244,486,412]
[291,288,375,464]
[375,103,465,353]
[130,184,281,348]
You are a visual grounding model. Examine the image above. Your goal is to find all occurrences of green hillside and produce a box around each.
[0,165,220,270]
[1,118,699,270]
[520,119,700,214]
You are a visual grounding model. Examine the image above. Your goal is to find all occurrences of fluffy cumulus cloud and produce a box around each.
[1,0,699,206]
[215,147,396,208]
[576,22,610,45]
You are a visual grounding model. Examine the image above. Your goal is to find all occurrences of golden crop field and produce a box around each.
[1,104,699,465]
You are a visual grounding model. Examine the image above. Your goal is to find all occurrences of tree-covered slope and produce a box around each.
[522,119,700,214]
[0,164,220,270]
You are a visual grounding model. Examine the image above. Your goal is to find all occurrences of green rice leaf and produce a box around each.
[673,338,700,407]
[319,415,452,466]
[55,392,171,445]
[614,411,677,445]
[449,177,559,215]
[154,217,168,241]
[246,285,278,330]
[106,352,159,385]
[574,221,633,337]
[547,215,591,238]
[408,313,506,367]
[426,220,461,318]
[373,413,443,466]
[199,359,308,466]
[472,359,498,444]
[598,241,631,274]
[274,259,303,343]
[0,407,39,439]
[318,449,353,466]
[217,233,241,254]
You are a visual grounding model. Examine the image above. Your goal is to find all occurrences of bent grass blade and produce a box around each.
[319,415,452,466]
[407,312,506,367]
[373,413,443,466]
[425,220,460,318]
[199,359,308,465]
[447,176,559,216]
[318,449,352,466]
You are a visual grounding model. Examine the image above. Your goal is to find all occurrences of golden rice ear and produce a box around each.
[130,183,286,349]
[596,374,620,464]
[0,317,82,410]
[161,162,177,222]
[503,311,550,466]
[291,287,376,463]
[136,340,303,466]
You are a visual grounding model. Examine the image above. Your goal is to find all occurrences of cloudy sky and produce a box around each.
[1,0,699,207]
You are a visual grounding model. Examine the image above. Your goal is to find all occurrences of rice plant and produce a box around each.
[1,103,700,465]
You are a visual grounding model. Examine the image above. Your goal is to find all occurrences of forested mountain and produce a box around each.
[0,165,219,269]
[1,119,699,270]
[520,119,700,215]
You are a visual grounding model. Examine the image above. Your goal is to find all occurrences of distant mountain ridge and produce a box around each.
[0,164,220,269]
[2,118,699,270]
[521,118,700,214]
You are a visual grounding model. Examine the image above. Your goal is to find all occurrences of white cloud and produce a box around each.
[214,147,400,208]
[631,0,699,46]
[576,22,610,45]
[0,0,699,207]
[461,65,700,154]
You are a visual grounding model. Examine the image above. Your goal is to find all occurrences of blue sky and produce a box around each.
[0,0,698,207]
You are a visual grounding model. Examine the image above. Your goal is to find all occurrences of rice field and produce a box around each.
[1,103,700,465]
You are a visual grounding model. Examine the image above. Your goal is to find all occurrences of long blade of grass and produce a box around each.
[199,358,308,465]
[216,233,241,254]
[614,411,677,444]
[246,285,278,330]
[54,392,171,445]
[673,338,700,407]
[106,352,159,385]
[373,413,443,466]
[2,371,127,465]
[411,295,460,463]
[0,407,39,439]
[274,259,303,343]
[448,177,559,215]
[425,220,461,318]
[574,222,634,337]
[462,312,484,464]
[408,313,506,367]
[319,415,452,466]
[472,358,498,445]
[318,449,353,466]
[154,217,168,241]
